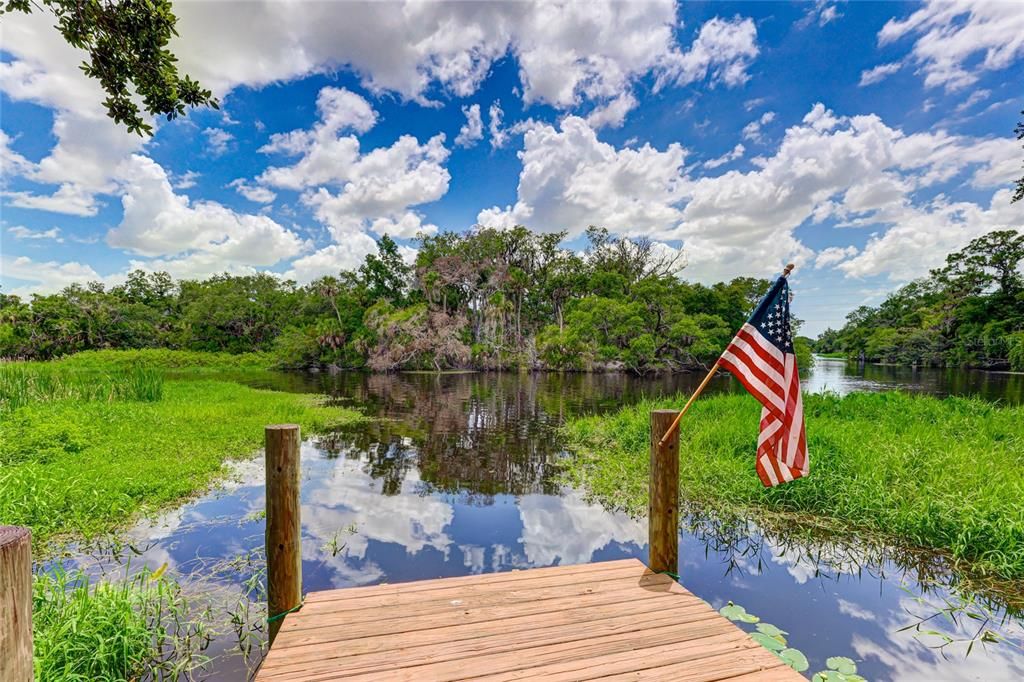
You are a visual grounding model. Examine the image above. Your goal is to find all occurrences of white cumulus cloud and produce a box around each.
[704,143,746,170]
[655,15,760,91]
[477,115,688,237]
[229,179,277,204]
[742,111,776,144]
[170,0,695,115]
[1,255,108,297]
[454,103,484,147]
[6,225,63,243]
[478,103,1019,284]
[254,86,447,257]
[878,0,1024,91]
[106,155,308,279]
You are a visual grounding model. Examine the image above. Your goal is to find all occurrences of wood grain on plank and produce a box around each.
[302,558,644,604]
[263,588,701,666]
[473,633,759,682]
[255,557,802,682]
[592,647,798,681]
[290,572,678,627]
[274,579,696,641]
[262,602,719,677]
[300,562,656,612]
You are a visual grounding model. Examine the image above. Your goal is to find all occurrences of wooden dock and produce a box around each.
[255,558,802,681]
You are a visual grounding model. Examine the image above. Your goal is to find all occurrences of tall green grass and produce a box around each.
[0,364,162,413]
[53,349,275,371]
[562,391,1024,580]
[33,566,209,680]
[0,378,363,548]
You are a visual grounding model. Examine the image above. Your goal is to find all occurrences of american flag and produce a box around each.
[718,275,808,487]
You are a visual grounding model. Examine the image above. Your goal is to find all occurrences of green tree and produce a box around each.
[935,230,1024,299]
[2,0,217,135]
[360,235,411,305]
[3,225,786,373]
[177,274,299,352]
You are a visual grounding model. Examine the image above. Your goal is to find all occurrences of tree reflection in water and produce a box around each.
[236,367,1024,676]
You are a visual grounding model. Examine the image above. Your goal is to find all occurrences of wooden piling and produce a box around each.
[265,424,302,645]
[0,526,32,682]
[649,410,680,574]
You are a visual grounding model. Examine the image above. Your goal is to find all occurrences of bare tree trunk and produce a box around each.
[516,294,522,344]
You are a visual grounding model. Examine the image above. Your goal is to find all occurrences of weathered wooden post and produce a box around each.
[0,526,32,681]
[265,424,301,645]
[649,410,680,574]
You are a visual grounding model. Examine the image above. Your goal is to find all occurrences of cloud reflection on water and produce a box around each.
[54,369,1024,680]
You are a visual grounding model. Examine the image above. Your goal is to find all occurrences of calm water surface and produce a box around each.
[71,360,1024,680]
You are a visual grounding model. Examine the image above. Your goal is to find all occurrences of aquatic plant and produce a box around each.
[897,584,1023,656]
[320,524,358,557]
[0,378,364,550]
[0,364,162,412]
[33,565,211,681]
[53,348,275,371]
[720,601,861,680]
[563,391,1024,579]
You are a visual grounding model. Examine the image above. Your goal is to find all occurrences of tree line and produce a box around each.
[0,227,812,373]
[814,230,1024,370]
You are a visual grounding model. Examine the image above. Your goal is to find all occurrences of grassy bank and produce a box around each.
[563,392,1024,579]
[50,348,275,371]
[0,363,361,549]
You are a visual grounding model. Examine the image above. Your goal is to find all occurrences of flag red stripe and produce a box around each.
[720,346,785,405]
[735,325,785,374]
[719,311,808,488]
[719,355,785,419]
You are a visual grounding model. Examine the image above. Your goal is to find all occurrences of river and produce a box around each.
[71,358,1024,680]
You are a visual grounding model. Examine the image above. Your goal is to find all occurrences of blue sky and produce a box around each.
[1,0,1021,335]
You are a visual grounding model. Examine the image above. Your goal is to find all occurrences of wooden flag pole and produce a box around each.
[657,359,721,447]
[658,262,795,448]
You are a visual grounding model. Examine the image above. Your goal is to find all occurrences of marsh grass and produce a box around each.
[1,377,363,549]
[33,565,211,681]
[562,391,1024,580]
[53,349,274,371]
[0,364,162,412]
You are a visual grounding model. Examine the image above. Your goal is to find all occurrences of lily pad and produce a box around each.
[826,657,857,675]
[813,669,864,682]
[777,647,810,672]
[756,622,788,641]
[750,632,786,652]
[812,673,843,682]
[719,602,760,623]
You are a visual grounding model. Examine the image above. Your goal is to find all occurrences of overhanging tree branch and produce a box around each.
[2,0,218,136]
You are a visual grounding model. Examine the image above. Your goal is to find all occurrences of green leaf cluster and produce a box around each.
[2,0,217,135]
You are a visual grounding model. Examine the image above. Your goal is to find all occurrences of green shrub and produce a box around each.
[33,566,208,680]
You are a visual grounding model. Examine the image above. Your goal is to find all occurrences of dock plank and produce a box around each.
[256,558,803,681]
